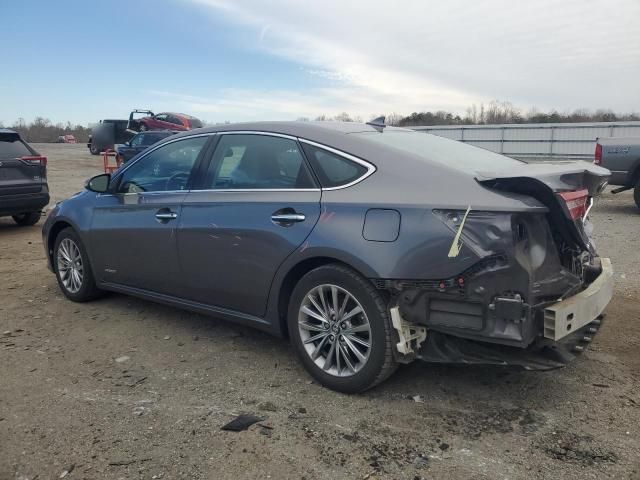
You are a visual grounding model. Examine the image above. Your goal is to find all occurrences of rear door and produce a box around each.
[177,133,321,317]
[0,132,46,196]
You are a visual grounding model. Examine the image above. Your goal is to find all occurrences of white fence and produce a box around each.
[412,121,640,159]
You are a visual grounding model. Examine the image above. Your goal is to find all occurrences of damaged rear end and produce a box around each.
[391,161,613,370]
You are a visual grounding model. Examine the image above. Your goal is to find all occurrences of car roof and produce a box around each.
[0,128,18,135]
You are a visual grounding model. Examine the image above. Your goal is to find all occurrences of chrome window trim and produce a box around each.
[109,130,376,194]
[297,138,376,191]
[97,190,189,198]
[189,188,321,193]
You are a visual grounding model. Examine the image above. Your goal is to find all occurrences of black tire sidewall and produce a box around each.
[287,265,390,393]
[12,212,40,226]
[634,181,640,210]
[53,228,97,302]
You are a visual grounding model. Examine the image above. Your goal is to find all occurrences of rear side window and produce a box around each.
[205,134,316,189]
[0,135,33,159]
[301,143,369,188]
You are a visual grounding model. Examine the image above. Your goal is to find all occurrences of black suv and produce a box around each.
[0,129,49,226]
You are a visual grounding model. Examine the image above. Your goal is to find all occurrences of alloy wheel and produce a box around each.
[57,238,84,294]
[298,284,372,377]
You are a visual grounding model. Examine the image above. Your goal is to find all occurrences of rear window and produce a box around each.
[189,118,203,129]
[301,143,369,188]
[352,130,524,172]
[0,134,33,159]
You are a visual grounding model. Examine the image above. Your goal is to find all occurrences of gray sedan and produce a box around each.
[43,121,613,393]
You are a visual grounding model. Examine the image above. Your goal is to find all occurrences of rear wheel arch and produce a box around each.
[276,256,379,338]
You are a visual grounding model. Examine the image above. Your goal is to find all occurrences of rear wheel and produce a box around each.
[12,212,41,226]
[53,228,103,302]
[288,264,398,393]
[138,123,148,132]
[634,180,640,209]
[89,143,100,155]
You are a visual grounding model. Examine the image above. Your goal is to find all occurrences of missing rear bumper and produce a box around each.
[414,314,606,370]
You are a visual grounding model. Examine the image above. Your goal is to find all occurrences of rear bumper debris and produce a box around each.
[415,315,606,370]
[543,257,613,341]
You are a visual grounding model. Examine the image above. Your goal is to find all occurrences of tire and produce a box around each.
[634,180,640,210]
[12,212,41,226]
[89,143,100,155]
[138,123,148,132]
[287,264,398,393]
[53,228,103,302]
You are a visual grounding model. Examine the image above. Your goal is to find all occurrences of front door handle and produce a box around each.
[155,209,178,221]
[271,213,306,224]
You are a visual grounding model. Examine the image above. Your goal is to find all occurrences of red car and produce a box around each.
[128,110,203,132]
[57,134,77,144]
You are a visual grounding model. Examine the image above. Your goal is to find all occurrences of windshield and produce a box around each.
[352,130,524,172]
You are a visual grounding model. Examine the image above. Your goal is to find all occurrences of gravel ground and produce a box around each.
[1,143,639,480]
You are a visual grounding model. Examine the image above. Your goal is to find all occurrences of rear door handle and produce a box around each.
[271,213,306,223]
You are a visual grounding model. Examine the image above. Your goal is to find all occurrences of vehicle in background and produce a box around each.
[115,130,178,163]
[44,121,612,393]
[88,119,133,155]
[127,109,203,133]
[595,137,640,208]
[0,129,49,226]
[57,134,77,144]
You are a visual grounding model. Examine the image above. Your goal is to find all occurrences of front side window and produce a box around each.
[116,136,207,193]
[205,134,315,189]
[301,143,369,188]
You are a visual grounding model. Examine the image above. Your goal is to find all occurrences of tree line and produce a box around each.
[309,100,640,127]
[1,117,91,143]
[3,101,639,143]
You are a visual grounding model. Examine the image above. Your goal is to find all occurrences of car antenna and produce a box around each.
[366,116,386,129]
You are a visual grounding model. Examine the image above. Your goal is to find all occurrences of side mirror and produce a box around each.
[86,173,111,193]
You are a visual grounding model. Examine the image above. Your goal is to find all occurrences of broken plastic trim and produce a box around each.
[447,205,471,258]
[390,306,427,355]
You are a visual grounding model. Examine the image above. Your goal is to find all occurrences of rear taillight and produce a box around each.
[594,143,602,165]
[21,155,47,166]
[558,189,589,220]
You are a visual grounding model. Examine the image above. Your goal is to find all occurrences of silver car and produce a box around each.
[43,121,613,392]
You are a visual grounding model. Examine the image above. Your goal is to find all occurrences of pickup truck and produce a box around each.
[595,137,640,208]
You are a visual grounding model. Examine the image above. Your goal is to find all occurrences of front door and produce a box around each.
[178,133,321,317]
[89,135,210,295]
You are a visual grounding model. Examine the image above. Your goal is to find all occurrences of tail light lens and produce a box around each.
[558,189,589,220]
[21,155,47,166]
[594,143,602,165]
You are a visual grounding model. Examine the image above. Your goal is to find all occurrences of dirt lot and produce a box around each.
[1,143,639,480]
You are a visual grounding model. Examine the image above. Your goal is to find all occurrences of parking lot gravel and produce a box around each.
[1,143,639,479]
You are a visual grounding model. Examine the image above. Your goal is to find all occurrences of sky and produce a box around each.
[1,0,639,126]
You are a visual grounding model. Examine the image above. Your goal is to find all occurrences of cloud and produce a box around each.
[186,0,640,120]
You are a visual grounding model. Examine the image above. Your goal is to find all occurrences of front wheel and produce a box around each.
[53,228,103,302]
[288,264,398,393]
[89,143,100,155]
[634,180,640,209]
[12,212,41,226]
